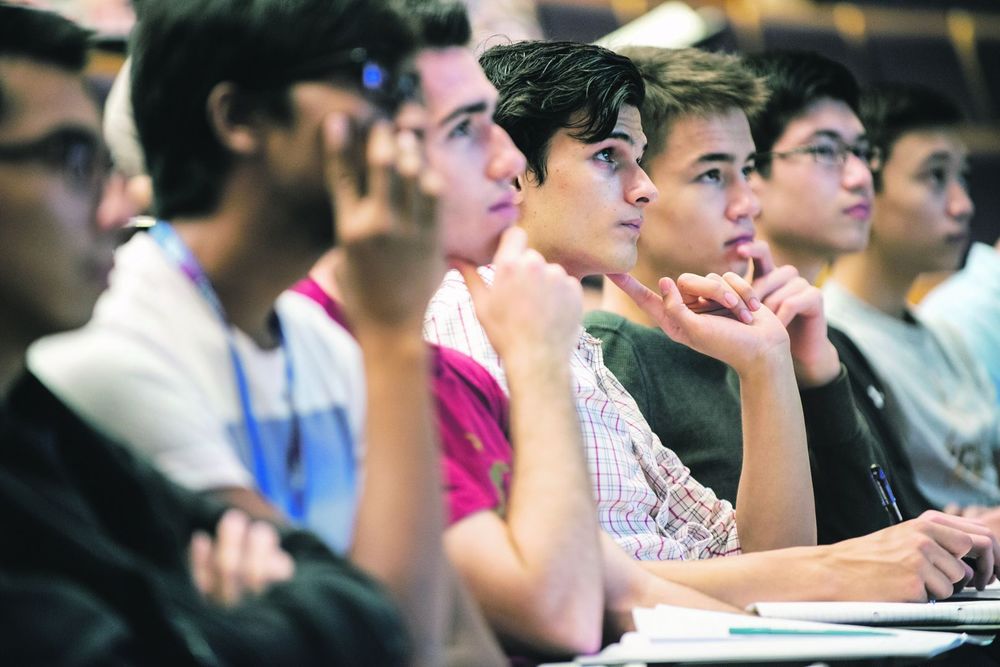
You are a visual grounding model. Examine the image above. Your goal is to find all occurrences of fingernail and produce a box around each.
[749,297,761,311]
[740,308,753,324]
[725,292,739,307]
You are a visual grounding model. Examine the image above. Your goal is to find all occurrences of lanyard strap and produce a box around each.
[148,221,305,520]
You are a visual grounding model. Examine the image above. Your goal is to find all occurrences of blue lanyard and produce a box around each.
[148,221,306,521]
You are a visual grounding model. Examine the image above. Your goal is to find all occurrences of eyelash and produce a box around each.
[448,118,473,140]
[595,147,617,164]
[696,165,755,184]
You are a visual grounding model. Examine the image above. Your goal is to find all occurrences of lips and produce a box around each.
[843,202,872,221]
[488,192,516,213]
[619,218,643,233]
[944,230,969,245]
[724,233,754,248]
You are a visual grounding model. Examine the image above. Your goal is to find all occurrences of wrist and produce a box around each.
[793,341,841,388]
[732,338,794,381]
[357,327,428,363]
[503,347,574,387]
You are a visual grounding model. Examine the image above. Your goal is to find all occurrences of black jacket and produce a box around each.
[0,373,409,666]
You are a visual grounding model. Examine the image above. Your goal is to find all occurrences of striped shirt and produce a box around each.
[424,268,741,560]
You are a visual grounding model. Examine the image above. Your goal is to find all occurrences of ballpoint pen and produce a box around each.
[870,464,903,524]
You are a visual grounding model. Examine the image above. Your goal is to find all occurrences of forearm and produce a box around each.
[640,546,836,609]
[500,351,604,651]
[600,533,739,630]
[800,368,892,542]
[735,347,816,551]
[351,329,445,667]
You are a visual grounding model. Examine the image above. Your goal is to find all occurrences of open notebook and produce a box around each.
[575,605,986,665]
[750,601,1000,626]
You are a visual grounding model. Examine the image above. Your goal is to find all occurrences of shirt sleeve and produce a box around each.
[650,443,741,559]
[799,365,893,543]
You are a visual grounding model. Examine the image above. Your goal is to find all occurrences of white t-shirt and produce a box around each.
[921,242,1000,405]
[29,233,365,552]
[824,280,1000,508]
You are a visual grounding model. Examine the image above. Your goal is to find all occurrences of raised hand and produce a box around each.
[454,226,582,365]
[189,509,295,607]
[607,270,790,374]
[738,241,840,387]
[322,109,445,333]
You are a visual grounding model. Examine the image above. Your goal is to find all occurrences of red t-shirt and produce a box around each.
[292,278,513,524]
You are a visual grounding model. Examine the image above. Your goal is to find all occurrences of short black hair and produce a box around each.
[479,40,644,183]
[131,0,417,219]
[744,50,859,176]
[860,83,962,190]
[400,0,470,49]
[0,3,92,123]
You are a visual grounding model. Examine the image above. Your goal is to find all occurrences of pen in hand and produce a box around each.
[870,464,903,525]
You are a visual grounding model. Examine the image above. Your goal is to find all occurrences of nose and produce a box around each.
[487,125,526,183]
[841,151,874,195]
[627,164,658,207]
[948,179,975,224]
[728,177,761,222]
[95,171,138,232]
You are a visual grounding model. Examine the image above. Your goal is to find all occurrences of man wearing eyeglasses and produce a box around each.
[825,83,1000,515]
[744,51,939,523]
[26,0,468,662]
[0,3,423,663]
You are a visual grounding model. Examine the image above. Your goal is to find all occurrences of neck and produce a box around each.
[830,247,915,319]
[600,261,662,327]
[171,176,326,348]
[308,249,345,302]
[763,237,830,285]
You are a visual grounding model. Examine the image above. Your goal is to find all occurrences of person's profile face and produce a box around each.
[639,108,759,280]
[516,104,658,279]
[750,98,874,261]
[414,47,525,266]
[0,57,120,338]
[871,129,973,274]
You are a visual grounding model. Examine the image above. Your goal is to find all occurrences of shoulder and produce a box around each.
[434,345,506,406]
[584,310,665,346]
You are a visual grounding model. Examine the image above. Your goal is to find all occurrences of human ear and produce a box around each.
[205,82,260,155]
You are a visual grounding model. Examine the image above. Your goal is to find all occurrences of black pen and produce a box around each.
[870,464,903,525]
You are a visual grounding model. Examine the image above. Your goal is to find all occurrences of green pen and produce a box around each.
[729,627,894,637]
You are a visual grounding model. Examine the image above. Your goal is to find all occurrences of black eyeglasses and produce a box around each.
[755,138,883,172]
[0,127,112,191]
[241,47,419,115]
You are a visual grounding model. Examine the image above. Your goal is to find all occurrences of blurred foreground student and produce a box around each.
[0,4,408,663]
[27,0,474,662]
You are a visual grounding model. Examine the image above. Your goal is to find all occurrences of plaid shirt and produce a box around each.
[424,268,741,560]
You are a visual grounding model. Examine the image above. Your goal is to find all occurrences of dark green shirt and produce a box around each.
[584,311,932,544]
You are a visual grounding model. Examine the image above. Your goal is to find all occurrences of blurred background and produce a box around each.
[36,0,1000,276]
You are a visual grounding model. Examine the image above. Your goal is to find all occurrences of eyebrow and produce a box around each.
[809,129,869,144]
[921,150,966,167]
[439,101,488,127]
[608,130,648,149]
[695,152,740,164]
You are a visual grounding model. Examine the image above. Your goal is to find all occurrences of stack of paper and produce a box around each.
[750,600,1000,626]
[578,604,985,665]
